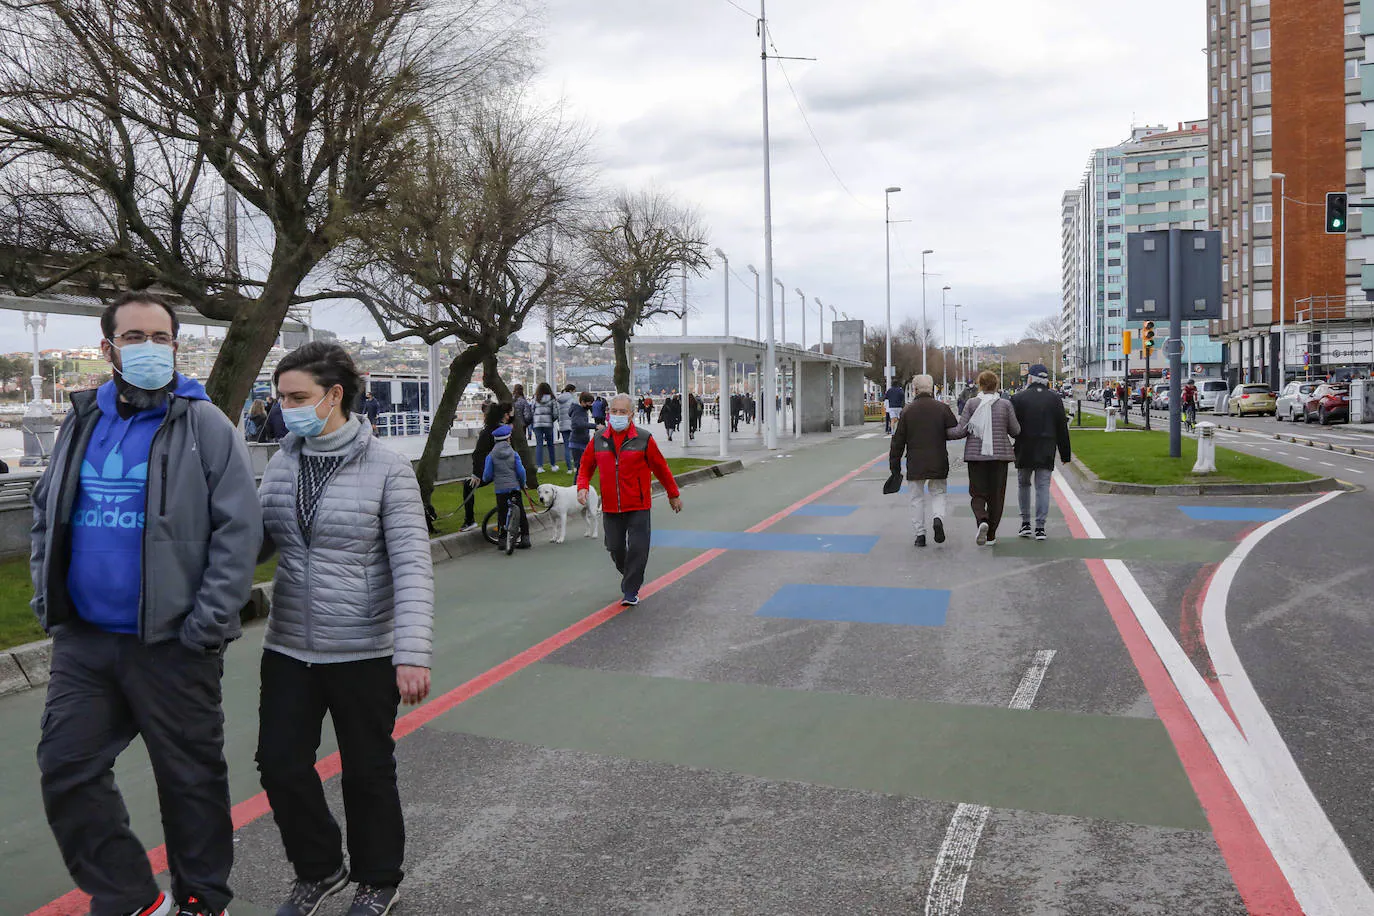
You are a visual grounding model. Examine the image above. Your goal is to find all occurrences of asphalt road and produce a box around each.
[4,424,1373,914]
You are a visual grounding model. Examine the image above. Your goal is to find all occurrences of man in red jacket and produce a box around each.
[577,393,683,606]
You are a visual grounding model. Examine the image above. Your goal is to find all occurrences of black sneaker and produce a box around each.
[516,537,532,550]
[348,884,400,916]
[276,865,350,916]
[1035,528,1047,541]
[621,594,640,607]
[176,895,226,916]
[915,534,927,548]
[1018,523,1032,539]
[932,518,945,544]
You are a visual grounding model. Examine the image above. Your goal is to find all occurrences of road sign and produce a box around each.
[1019,362,1030,378]
[1194,364,1203,374]
[1126,229,1223,321]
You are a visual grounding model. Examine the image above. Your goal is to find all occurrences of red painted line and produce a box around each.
[29,451,887,916]
[1051,479,1302,915]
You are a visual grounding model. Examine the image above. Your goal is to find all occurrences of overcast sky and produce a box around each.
[2,0,1206,353]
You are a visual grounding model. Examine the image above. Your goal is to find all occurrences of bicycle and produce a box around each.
[1184,402,1197,434]
[480,486,552,548]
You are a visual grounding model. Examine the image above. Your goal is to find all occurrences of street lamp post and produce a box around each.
[921,249,934,375]
[1272,172,1287,388]
[747,264,761,340]
[795,288,806,350]
[714,248,730,337]
[775,278,786,346]
[940,285,952,395]
[815,297,825,350]
[884,186,902,392]
[758,0,778,449]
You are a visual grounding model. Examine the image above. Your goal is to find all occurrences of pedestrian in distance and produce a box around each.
[568,391,595,474]
[531,381,561,473]
[481,424,529,554]
[577,393,682,606]
[591,394,607,429]
[557,384,577,471]
[729,390,742,432]
[660,394,682,441]
[255,342,433,916]
[889,374,967,548]
[955,370,1021,546]
[688,392,703,440]
[1011,365,1072,541]
[30,291,261,916]
[363,390,382,435]
[245,398,269,442]
[883,380,906,434]
[260,396,288,442]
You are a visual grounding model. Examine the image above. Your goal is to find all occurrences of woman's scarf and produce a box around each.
[969,392,1001,457]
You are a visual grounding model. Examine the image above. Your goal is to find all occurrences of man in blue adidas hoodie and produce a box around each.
[29,292,261,916]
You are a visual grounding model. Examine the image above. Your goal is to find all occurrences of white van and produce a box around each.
[1197,378,1230,412]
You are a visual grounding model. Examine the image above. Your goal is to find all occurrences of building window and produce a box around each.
[1169,200,1185,211]
[1108,258,1121,267]
[1212,86,1220,105]
[1107,157,1122,167]
[1107,308,1123,317]
[1194,220,1208,229]
[1193,177,1206,188]
[1169,179,1183,190]
[1253,71,1271,93]
[1252,28,1270,49]
[1253,114,1272,135]
[1108,225,1122,233]
[1139,203,1157,213]
[1254,203,1272,222]
[1107,191,1121,199]
[1347,58,1360,80]
[1193,156,1206,167]
[1139,181,1157,191]
[1223,262,1230,282]
[1254,245,1273,266]
[1107,291,1122,300]
[1138,161,1155,172]
[1108,208,1121,217]
[1346,11,1360,34]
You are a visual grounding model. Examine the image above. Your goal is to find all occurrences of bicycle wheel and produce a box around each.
[505,503,519,555]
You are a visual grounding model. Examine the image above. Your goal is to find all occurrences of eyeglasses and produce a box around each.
[111,331,176,346]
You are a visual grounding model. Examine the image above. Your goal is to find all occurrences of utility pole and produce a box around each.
[758,0,778,450]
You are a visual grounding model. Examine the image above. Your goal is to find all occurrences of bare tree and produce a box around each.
[0,0,529,415]
[337,96,587,509]
[1025,315,1064,344]
[567,190,709,393]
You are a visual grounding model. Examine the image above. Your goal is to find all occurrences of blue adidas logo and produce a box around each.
[72,447,148,530]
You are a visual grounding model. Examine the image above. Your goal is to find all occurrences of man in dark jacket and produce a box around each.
[883,381,906,434]
[30,292,260,916]
[889,375,966,547]
[1011,364,1072,540]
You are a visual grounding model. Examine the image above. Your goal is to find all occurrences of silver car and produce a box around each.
[1198,378,1230,412]
[1276,381,1320,422]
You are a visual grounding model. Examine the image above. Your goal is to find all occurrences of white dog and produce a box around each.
[537,482,601,543]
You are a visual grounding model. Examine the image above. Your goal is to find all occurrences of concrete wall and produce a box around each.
[799,362,833,434]
[833,366,866,427]
[832,320,866,363]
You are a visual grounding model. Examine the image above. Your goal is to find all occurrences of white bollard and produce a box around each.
[1105,406,1118,432]
[1193,422,1217,474]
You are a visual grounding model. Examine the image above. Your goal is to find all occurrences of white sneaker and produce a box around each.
[976,522,989,546]
[125,892,174,916]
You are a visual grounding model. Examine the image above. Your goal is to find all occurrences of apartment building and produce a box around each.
[1061,124,1224,383]
[1208,0,1365,385]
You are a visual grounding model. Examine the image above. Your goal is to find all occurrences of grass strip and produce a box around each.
[1072,428,1318,486]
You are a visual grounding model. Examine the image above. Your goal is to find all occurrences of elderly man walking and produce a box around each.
[889,375,967,548]
[1012,364,1072,540]
[577,393,682,606]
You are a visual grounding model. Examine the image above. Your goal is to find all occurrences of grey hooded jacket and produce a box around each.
[29,379,262,651]
[532,394,559,430]
[556,391,575,432]
[259,420,434,667]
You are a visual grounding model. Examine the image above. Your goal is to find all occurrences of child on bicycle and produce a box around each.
[481,424,528,553]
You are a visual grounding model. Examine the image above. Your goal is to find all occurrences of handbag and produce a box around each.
[882,471,902,495]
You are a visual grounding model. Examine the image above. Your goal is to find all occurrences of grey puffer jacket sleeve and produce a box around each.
[259,426,434,667]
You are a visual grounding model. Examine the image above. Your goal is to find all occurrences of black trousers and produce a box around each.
[256,651,404,887]
[495,490,529,539]
[462,478,477,526]
[38,624,232,916]
[967,460,1010,539]
[603,509,652,598]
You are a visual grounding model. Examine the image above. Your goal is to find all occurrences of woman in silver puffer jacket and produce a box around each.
[255,341,433,916]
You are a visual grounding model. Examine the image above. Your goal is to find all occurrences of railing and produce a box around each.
[0,472,41,509]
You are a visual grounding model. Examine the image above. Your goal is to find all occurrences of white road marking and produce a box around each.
[924,650,1056,916]
[1347,468,1364,475]
[856,433,883,439]
[1321,461,1336,467]
[1055,473,1372,915]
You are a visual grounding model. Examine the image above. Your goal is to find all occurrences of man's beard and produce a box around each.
[112,366,176,410]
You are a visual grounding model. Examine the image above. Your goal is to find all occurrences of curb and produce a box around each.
[1066,455,1342,497]
[0,459,749,696]
[1209,422,1374,461]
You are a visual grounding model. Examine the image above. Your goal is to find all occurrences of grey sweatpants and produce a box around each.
[1018,467,1053,528]
[38,623,232,916]
[603,509,652,599]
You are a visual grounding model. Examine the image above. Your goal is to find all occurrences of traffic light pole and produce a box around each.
[1144,345,1152,431]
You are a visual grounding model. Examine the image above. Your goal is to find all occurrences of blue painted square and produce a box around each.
[756,584,949,626]
[792,505,858,517]
[650,530,878,554]
[1179,506,1287,523]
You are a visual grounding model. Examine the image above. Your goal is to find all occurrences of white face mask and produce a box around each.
[608,414,631,432]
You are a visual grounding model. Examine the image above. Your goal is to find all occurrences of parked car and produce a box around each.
[1153,382,1172,410]
[1227,384,1276,416]
[1304,384,1350,425]
[1198,378,1230,412]
[1276,381,1320,422]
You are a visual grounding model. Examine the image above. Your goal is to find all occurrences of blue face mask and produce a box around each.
[282,396,335,438]
[110,340,175,391]
[608,414,630,432]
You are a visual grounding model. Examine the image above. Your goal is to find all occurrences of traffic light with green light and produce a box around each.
[1326,192,1349,234]
[1143,320,1156,353]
